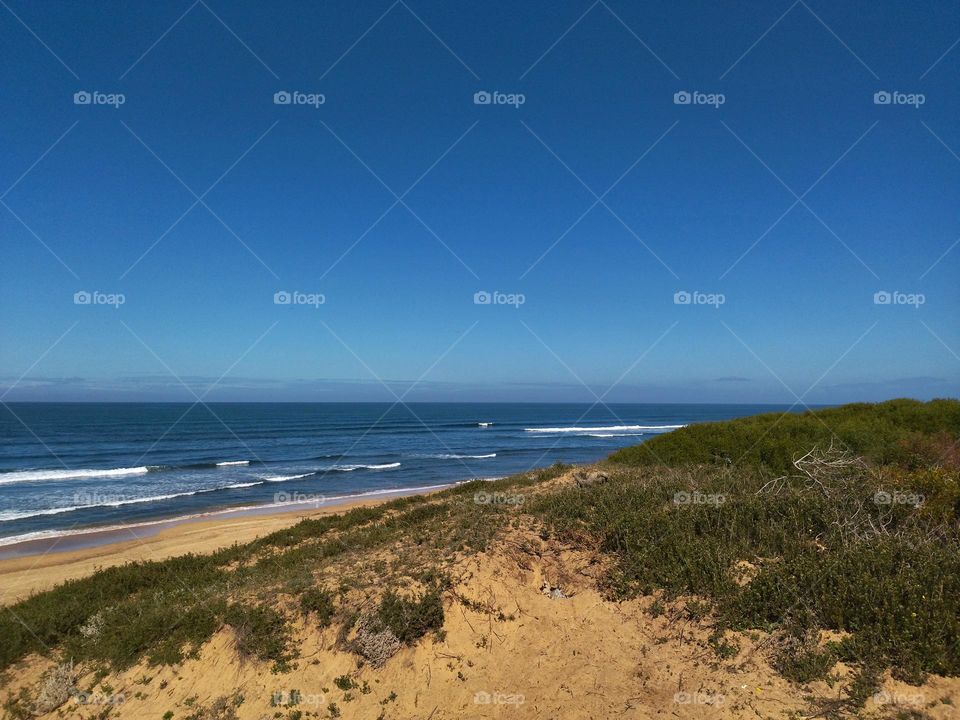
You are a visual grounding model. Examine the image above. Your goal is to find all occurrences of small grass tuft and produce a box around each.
[299,586,335,627]
[374,588,445,644]
[223,603,292,668]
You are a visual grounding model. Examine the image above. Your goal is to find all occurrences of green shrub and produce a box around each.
[772,629,837,683]
[333,675,356,691]
[610,399,960,473]
[374,589,444,644]
[223,604,291,666]
[299,587,335,627]
[0,550,239,670]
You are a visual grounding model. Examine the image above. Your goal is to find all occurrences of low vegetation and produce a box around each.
[298,586,335,626]
[1,399,958,717]
[535,399,960,708]
[372,588,445,644]
[609,397,960,473]
[223,604,292,668]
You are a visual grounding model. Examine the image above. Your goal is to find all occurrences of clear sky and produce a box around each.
[1,0,958,403]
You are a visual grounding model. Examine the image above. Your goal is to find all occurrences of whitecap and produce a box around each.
[0,466,150,485]
[523,424,686,434]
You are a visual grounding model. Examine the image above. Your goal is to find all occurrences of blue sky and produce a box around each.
[1,0,958,403]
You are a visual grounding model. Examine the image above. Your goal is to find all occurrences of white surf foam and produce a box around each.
[216,460,250,467]
[262,473,314,483]
[0,466,151,485]
[524,424,686,434]
[420,453,496,459]
[329,462,401,472]
[0,506,92,521]
[0,481,270,522]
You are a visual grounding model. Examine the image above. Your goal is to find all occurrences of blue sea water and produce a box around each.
[0,402,797,544]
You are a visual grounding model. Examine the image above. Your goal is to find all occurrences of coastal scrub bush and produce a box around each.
[224,603,292,667]
[78,597,225,668]
[896,430,960,469]
[0,548,240,670]
[333,675,356,691]
[770,626,837,683]
[254,505,389,549]
[346,586,446,666]
[299,586,335,627]
[374,588,445,644]
[609,398,960,473]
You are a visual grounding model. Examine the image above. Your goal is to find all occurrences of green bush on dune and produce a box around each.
[223,603,292,667]
[609,398,960,473]
[373,588,445,644]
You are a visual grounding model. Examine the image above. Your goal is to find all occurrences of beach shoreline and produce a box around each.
[0,484,450,605]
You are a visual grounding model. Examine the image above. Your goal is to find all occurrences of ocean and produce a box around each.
[0,402,796,546]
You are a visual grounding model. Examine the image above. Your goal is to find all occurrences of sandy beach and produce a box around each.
[0,486,445,606]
